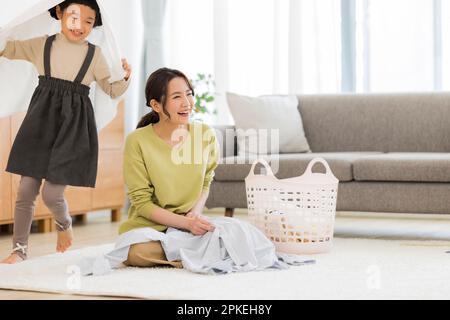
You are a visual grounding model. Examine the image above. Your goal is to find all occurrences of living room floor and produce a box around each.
[0,209,449,300]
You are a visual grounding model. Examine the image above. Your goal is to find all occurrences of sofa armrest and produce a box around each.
[212,125,237,159]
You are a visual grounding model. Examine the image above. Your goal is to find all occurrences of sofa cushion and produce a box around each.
[226,92,311,155]
[215,152,383,182]
[353,153,450,182]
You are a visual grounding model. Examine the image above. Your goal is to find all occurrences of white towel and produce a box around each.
[0,0,125,131]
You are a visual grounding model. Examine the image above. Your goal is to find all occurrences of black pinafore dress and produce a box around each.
[6,35,99,188]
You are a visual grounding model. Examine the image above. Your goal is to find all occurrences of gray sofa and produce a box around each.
[206,92,450,217]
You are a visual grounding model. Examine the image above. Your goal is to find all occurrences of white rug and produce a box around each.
[0,238,449,300]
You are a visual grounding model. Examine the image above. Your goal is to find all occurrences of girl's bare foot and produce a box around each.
[57,227,73,253]
[1,253,25,264]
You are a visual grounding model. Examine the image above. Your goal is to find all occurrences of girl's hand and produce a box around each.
[122,58,132,81]
[186,214,215,236]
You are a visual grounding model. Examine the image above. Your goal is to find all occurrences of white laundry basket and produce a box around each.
[245,158,339,255]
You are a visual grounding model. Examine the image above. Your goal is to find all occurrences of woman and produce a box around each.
[119,68,219,268]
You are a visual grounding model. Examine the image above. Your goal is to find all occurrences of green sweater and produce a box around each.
[119,123,219,234]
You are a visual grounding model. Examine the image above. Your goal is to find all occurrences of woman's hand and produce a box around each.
[186,211,201,218]
[186,214,215,236]
[122,58,132,81]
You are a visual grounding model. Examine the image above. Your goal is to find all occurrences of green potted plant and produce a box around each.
[190,73,217,122]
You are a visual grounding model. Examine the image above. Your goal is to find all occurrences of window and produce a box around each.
[165,0,214,79]
[355,0,436,92]
[163,0,447,123]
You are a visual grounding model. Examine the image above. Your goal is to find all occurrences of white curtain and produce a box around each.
[221,0,341,96]
[140,0,168,124]
[166,0,341,125]
[356,0,435,92]
[441,0,450,90]
[161,0,447,124]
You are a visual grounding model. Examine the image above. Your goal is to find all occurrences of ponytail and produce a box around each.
[137,110,160,129]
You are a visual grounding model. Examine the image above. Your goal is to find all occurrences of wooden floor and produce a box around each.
[1,209,450,300]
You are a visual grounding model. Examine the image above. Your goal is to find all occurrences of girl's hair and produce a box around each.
[49,0,103,27]
[137,68,195,129]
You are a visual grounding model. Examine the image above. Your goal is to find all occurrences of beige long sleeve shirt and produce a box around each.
[0,33,129,99]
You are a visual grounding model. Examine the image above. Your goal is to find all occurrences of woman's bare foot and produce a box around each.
[1,253,25,264]
[57,227,73,253]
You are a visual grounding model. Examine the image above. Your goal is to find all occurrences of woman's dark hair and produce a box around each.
[49,0,103,27]
[137,68,195,129]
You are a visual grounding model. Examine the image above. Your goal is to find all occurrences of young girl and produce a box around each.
[0,0,132,264]
[118,68,218,268]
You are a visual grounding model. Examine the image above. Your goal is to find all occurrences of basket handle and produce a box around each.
[248,159,275,177]
[304,158,333,176]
